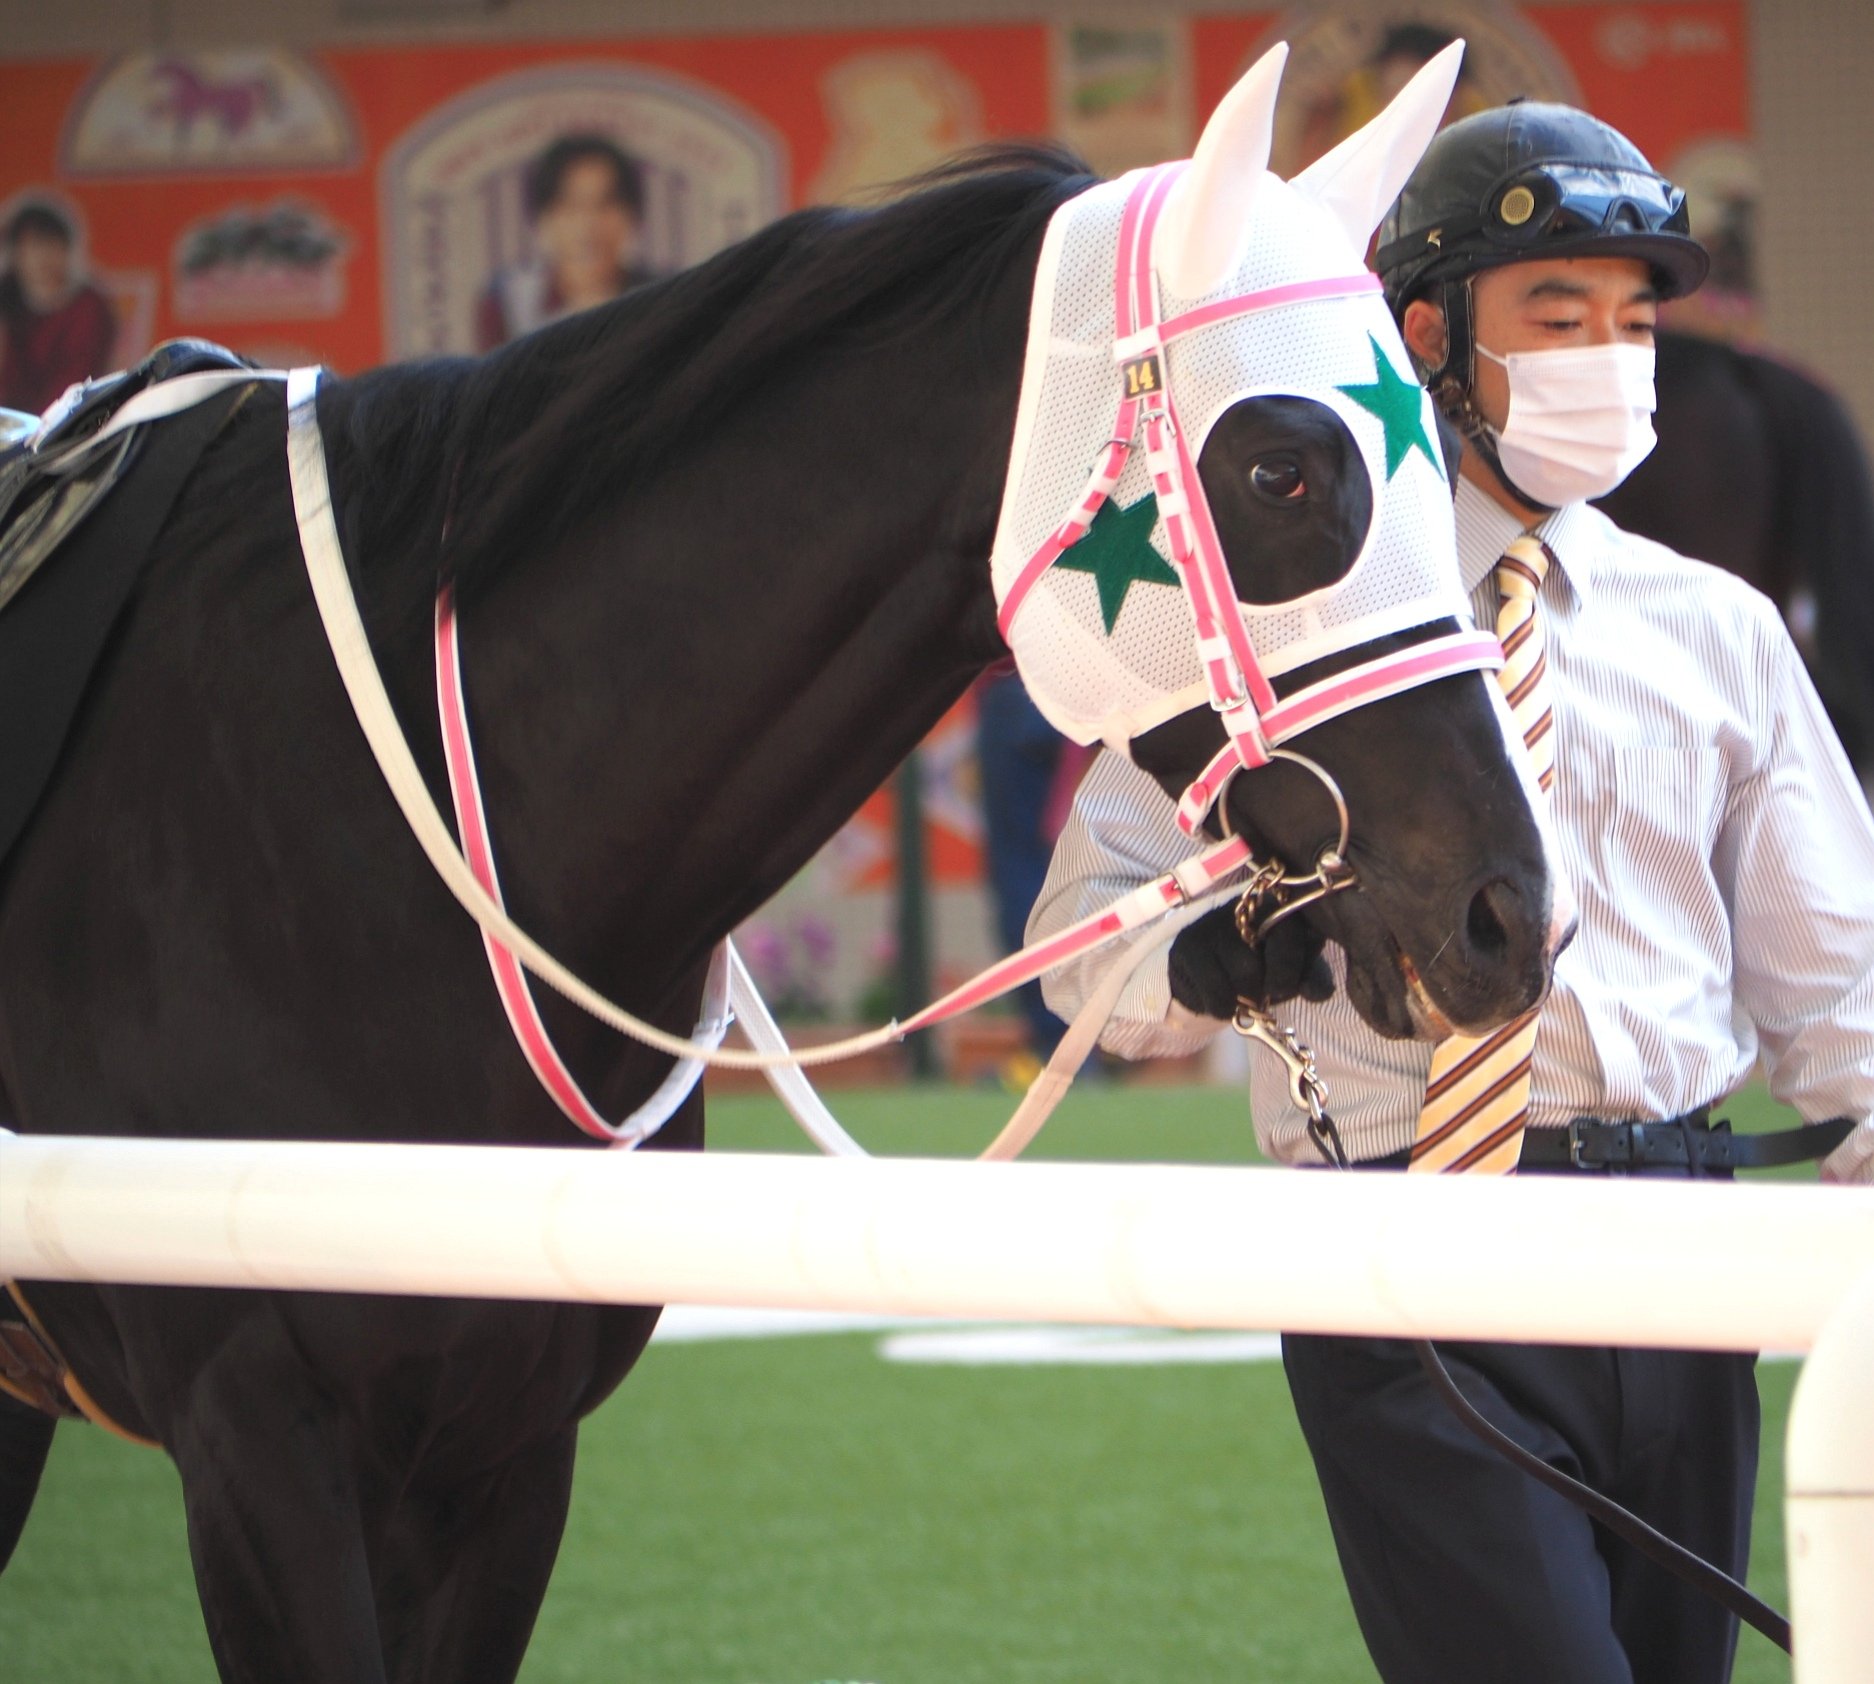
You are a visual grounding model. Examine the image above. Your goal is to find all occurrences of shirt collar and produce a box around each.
[1453,475,1596,606]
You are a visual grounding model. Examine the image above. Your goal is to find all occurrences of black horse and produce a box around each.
[1601,328,1874,767]
[0,142,1558,1679]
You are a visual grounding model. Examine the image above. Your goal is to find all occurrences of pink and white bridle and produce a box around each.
[997,162,1501,836]
[285,168,1502,1155]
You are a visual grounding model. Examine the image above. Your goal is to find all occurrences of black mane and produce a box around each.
[331,143,1093,611]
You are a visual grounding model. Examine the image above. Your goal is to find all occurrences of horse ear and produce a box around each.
[1155,41,1288,300]
[1290,39,1465,252]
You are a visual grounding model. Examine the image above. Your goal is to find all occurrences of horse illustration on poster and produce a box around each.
[59,50,356,176]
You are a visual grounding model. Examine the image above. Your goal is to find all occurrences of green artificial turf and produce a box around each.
[0,1082,1815,1681]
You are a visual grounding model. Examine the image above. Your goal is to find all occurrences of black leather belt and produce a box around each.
[1517,1110,1855,1173]
[1349,1110,1855,1173]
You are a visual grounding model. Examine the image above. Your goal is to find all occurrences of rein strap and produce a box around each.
[288,361,1255,1090]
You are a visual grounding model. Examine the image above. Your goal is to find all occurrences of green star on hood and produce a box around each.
[1053,493,1178,634]
[1338,332,1443,481]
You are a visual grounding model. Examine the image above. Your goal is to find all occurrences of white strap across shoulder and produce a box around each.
[287,358,1255,1166]
[37,369,288,473]
[287,363,1249,1075]
[286,365,909,1072]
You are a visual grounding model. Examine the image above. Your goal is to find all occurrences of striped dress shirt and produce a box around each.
[1030,475,1874,1182]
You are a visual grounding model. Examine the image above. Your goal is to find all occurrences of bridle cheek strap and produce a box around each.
[999,161,1503,837]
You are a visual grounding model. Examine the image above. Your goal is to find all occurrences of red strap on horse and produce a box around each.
[435,587,1249,1140]
[436,589,730,1145]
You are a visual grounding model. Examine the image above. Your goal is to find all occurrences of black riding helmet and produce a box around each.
[1373,102,1707,502]
[1376,102,1707,313]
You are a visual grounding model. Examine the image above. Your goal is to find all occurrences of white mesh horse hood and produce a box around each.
[991,43,1492,770]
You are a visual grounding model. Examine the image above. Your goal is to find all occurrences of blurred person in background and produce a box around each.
[1282,21,1487,176]
[974,668,1083,1077]
[0,200,117,416]
[476,133,660,351]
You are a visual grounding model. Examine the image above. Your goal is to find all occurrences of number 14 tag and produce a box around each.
[1121,353,1162,400]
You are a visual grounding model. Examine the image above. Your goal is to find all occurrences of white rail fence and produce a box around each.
[2,1134,1871,1678]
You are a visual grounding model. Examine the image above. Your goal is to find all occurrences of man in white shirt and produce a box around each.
[1032,102,1874,1682]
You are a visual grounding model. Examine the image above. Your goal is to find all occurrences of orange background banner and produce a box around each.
[0,27,1050,375]
[0,6,1748,383]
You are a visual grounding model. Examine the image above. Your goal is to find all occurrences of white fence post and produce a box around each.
[1787,1262,1874,1681]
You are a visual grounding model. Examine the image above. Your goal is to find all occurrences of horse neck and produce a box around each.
[452,274,1028,1007]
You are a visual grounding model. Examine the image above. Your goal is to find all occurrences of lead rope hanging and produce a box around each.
[1226,995,1790,1653]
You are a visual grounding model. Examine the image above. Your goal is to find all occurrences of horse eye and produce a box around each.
[1250,458,1306,502]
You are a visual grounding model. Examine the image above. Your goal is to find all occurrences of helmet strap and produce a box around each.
[1435,276,1477,393]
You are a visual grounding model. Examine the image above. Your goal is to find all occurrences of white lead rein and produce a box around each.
[283,365,1240,1155]
[286,365,1237,1069]
[286,367,898,1073]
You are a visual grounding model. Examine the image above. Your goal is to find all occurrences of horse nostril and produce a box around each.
[1465,878,1520,963]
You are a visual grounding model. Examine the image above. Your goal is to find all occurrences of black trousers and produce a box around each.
[1285,1136,1761,1684]
[1283,1324,1759,1684]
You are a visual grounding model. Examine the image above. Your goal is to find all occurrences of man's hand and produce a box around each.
[1168,905,1333,1022]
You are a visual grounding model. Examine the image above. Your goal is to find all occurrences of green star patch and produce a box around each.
[1052,494,1178,634]
[1337,332,1443,481]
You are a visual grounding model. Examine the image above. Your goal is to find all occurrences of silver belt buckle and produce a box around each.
[1565,1117,1606,1169]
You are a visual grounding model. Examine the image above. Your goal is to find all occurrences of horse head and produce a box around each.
[993,41,1571,1040]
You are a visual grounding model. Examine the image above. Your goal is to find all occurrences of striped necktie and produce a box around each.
[1409,535,1555,1175]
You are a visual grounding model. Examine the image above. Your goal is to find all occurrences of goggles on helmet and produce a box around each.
[1375,160,1700,301]
[1481,164,1690,248]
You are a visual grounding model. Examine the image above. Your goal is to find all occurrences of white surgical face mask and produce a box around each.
[1476,339,1657,507]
